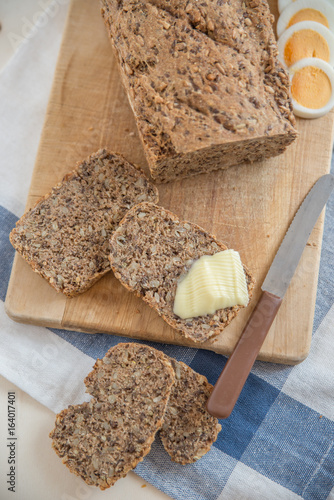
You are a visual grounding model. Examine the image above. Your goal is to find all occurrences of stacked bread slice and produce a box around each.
[50,343,221,489]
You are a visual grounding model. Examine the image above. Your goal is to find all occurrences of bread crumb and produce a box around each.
[141,484,147,488]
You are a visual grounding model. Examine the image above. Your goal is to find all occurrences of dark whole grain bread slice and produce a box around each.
[9,149,158,297]
[50,343,175,490]
[109,202,255,343]
[160,358,221,464]
[101,0,297,183]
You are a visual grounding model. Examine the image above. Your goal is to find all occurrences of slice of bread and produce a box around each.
[160,359,221,464]
[9,149,158,297]
[50,343,175,490]
[109,202,255,343]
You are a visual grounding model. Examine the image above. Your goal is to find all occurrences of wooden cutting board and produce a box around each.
[5,0,334,364]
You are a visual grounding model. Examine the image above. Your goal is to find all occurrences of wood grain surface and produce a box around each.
[5,0,334,363]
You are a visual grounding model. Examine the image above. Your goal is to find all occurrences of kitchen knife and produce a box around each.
[206,174,334,419]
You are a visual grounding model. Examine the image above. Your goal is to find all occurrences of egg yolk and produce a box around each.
[284,29,330,67]
[287,8,329,29]
[291,66,332,109]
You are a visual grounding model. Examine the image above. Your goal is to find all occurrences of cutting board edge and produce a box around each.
[4,306,63,331]
[4,297,309,365]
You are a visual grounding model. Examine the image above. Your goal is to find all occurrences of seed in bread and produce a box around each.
[9,149,159,297]
[50,343,175,490]
[109,202,255,343]
[101,0,297,183]
[160,359,221,464]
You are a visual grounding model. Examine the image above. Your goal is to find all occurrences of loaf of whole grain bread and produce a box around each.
[109,202,255,343]
[50,343,175,490]
[101,0,297,183]
[9,149,158,297]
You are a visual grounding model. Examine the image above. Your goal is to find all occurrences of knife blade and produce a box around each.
[206,174,334,419]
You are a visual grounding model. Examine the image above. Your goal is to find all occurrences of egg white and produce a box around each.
[278,0,295,14]
[277,0,334,38]
[278,0,334,15]
[277,20,334,68]
[288,57,334,118]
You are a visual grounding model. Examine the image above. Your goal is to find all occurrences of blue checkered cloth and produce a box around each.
[1,4,333,499]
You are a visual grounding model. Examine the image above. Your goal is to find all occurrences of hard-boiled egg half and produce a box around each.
[289,57,334,118]
[277,0,334,38]
[277,21,334,68]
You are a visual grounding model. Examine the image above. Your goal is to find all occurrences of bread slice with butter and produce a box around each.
[109,202,255,343]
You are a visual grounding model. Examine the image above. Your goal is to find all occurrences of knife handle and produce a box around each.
[206,291,282,419]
